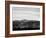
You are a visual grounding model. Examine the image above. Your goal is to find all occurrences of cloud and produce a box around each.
[12,7,40,21]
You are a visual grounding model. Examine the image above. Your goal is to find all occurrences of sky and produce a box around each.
[12,7,40,21]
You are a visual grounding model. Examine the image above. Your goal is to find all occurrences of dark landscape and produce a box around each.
[13,19,40,31]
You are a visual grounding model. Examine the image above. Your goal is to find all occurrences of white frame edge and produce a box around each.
[10,4,43,34]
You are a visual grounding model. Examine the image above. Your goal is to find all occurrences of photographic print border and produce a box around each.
[10,4,42,34]
[5,1,45,37]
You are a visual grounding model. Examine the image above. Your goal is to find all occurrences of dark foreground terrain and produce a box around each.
[13,20,40,31]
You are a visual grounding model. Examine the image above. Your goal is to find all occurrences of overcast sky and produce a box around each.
[12,7,40,21]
